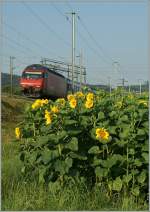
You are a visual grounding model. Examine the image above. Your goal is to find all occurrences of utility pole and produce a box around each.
[71,12,76,93]
[113,61,121,89]
[10,56,15,96]
[76,50,83,91]
[119,78,128,89]
[83,68,86,85]
[138,79,142,95]
[108,77,111,97]
[128,84,131,93]
[80,50,83,90]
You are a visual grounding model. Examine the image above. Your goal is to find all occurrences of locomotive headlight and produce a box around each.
[36,85,41,88]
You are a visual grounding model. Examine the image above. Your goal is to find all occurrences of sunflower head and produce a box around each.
[85,100,93,109]
[67,94,75,101]
[96,128,109,141]
[51,106,59,113]
[75,91,84,98]
[15,127,21,139]
[32,99,42,110]
[45,110,52,125]
[56,98,65,106]
[86,92,94,101]
[69,98,77,109]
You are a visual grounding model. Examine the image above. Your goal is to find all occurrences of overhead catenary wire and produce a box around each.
[78,16,114,64]
[0,33,42,57]
[4,22,58,57]
[50,2,113,66]
[22,1,71,48]
[64,2,114,66]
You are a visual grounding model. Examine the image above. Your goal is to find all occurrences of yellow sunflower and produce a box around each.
[15,127,21,139]
[86,92,94,101]
[69,98,77,109]
[51,106,59,113]
[96,128,109,140]
[85,100,93,109]
[45,110,52,125]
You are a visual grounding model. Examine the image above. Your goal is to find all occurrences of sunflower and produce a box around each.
[51,106,59,113]
[15,127,21,139]
[67,94,75,101]
[69,98,77,109]
[85,100,93,109]
[45,110,52,125]
[96,128,109,140]
[86,92,94,101]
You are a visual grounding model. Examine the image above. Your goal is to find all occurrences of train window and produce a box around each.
[22,72,43,79]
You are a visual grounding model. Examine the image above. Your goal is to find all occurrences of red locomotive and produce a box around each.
[20,64,78,98]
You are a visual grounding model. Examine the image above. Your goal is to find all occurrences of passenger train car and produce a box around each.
[20,64,80,98]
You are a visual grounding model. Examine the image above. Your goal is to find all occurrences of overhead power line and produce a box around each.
[4,22,57,57]
[51,2,70,21]
[64,2,114,66]
[51,2,113,66]
[65,1,74,12]
[0,33,41,57]
[78,16,114,64]
[22,1,71,48]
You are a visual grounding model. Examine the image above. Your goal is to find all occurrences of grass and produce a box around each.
[1,94,149,211]
[2,142,148,211]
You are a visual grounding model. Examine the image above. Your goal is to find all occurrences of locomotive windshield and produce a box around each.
[22,72,44,79]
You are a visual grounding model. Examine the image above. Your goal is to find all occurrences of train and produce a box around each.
[20,64,80,98]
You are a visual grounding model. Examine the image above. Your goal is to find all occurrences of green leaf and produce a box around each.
[98,111,105,120]
[21,166,25,174]
[80,116,90,127]
[57,130,67,140]
[41,148,59,164]
[131,187,140,196]
[95,167,108,178]
[141,152,148,163]
[108,181,113,191]
[115,140,128,147]
[54,160,66,175]
[28,151,38,164]
[64,119,78,126]
[92,158,102,166]
[37,135,50,145]
[69,152,87,160]
[141,121,148,128]
[137,129,145,136]
[123,174,132,184]
[109,111,116,118]
[119,128,130,139]
[54,158,72,175]
[67,129,82,136]
[142,141,148,152]
[131,169,139,175]
[119,115,129,122]
[129,148,135,155]
[134,159,142,167]
[88,146,100,154]
[65,157,73,168]
[39,168,46,184]
[137,171,147,184]
[112,177,122,191]
[65,137,78,151]
[108,126,117,135]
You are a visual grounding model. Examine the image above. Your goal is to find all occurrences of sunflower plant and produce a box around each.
[16,90,148,201]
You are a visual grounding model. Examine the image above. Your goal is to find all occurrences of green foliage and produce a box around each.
[17,90,148,202]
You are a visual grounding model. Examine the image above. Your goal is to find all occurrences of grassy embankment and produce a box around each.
[1,95,148,211]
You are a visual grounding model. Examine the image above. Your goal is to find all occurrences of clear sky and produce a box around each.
[1,0,149,86]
